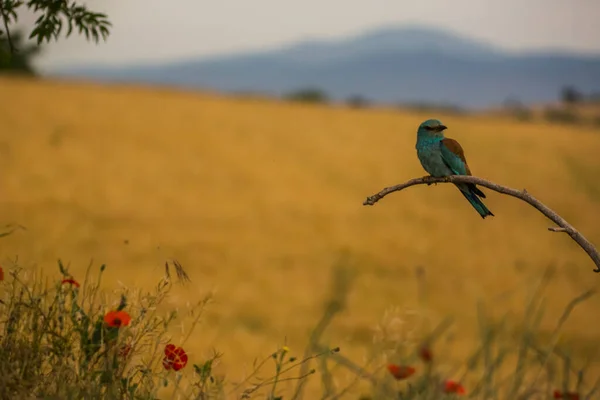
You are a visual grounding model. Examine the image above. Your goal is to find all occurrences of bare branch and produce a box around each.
[363,175,600,273]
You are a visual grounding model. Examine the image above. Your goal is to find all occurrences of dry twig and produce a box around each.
[363,175,600,273]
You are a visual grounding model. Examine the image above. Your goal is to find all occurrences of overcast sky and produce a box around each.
[20,0,600,70]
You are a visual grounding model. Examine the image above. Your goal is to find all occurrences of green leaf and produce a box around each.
[104,325,120,344]
[117,294,127,311]
[195,359,214,381]
[85,317,105,361]
[58,259,68,276]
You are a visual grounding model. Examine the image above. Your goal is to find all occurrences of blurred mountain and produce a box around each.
[50,25,600,109]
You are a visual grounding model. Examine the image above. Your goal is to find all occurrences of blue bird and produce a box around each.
[415,119,494,218]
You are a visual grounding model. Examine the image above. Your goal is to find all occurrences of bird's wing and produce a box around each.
[440,138,471,175]
[440,138,487,198]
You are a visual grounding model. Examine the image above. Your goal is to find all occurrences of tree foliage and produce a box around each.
[560,85,583,106]
[0,29,40,73]
[0,0,111,56]
[346,94,370,109]
[285,88,329,104]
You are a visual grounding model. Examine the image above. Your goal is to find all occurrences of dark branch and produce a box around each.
[0,1,14,53]
[363,175,600,273]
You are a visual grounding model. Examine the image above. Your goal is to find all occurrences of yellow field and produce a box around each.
[1,76,600,397]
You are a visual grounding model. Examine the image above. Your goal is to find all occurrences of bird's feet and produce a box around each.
[422,175,437,186]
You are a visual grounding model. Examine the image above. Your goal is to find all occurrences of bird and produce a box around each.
[415,119,494,219]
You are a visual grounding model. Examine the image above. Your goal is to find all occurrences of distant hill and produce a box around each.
[50,25,600,109]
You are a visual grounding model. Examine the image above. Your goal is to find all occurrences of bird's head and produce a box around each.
[417,119,447,138]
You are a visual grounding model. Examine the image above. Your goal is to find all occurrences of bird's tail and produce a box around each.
[456,183,494,219]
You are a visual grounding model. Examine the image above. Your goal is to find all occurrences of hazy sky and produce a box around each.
[20,0,600,70]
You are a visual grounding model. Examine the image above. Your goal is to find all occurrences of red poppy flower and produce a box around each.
[443,380,466,395]
[164,344,176,356]
[61,278,80,288]
[387,364,416,380]
[419,346,433,363]
[119,344,132,358]
[103,310,131,328]
[553,391,580,400]
[163,344,188,371]
[0,266,4,282]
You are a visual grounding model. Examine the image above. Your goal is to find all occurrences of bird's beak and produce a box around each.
[437,125,448,132]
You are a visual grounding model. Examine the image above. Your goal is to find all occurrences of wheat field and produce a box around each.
[1,76,600,397]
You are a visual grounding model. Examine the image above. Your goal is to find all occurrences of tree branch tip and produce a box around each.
[363,175,600,274]
[548,227,568,233]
